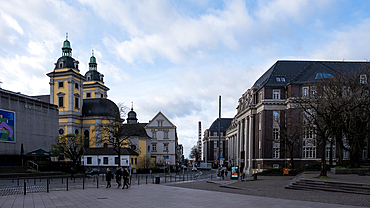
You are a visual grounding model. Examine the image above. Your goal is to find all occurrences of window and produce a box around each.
[75,83,79,89]
[58,82,64,88]
[75,97,79,108]
[135,158,137,165]
[273,128,279,141]
[273,90,280,100]
[164,144,169,151]
[259,92,263,102]
[115,157,119,164]
[303,87,309,97]
[103,157,108,164]
[101,94,104,98]
[152,132,156,139]
[343,150,349,159]
[213,131,217,136]
[273,111,279,122]
[276,77,281,82]
[59,129,64,135]
[152,144,157,151]
[75,129,79,134]
[86,93,91,98]
[87,157,92,164]
[58,96,64,107]
[316,73,332,79]
[302,128,316,158]
[360,74,367,84]
[131,158,133,165]
[157,121,163,126]
[275,76,285,82]
[273,147,280,159]
[164,132,168,138]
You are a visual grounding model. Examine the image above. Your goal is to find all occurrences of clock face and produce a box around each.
[59,129,64,135]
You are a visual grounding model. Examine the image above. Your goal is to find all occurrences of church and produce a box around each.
[39,35,152,170]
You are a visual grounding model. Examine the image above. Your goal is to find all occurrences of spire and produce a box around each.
[62,32,72,57]
[89,49,97,71]
[127,101,137,124]
[131,101,134,111]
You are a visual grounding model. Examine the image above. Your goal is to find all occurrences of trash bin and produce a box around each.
[155,176,160,184]
[253,173,257,180]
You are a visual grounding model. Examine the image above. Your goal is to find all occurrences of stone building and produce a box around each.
[226,60,370,174]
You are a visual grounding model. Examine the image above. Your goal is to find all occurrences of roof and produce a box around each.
[253,60,370,91]
[54,56,79,70]
[26,149,50,156]
[122,123,151,138]
[85,70,103,82]
[82,98,119,117]
[208,118,233,131]
[84,148,139,156]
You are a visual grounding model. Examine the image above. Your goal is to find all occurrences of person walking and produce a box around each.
[106,168,113,188]
[225,169,228,177]
[115,167,123,188]
[221,169,225,180]
[122,168,130,189]
[70,167,75,180]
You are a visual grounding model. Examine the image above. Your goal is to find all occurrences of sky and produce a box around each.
[1,0,370,158]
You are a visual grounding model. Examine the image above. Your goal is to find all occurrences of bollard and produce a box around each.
[47,179,49,193]
[67,178,69,191]
[24,180,26,195]
[83,175,85,190]
[17,175,19,186]
[62,173,64,184]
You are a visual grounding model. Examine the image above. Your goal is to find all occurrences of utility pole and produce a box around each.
[218,95,221,168]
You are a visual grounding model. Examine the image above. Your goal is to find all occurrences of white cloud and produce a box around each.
[0,10,24,35]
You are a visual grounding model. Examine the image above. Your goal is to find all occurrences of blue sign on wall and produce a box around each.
[0,109,15,142]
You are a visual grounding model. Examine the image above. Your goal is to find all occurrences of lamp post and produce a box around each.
[217,95,221,168]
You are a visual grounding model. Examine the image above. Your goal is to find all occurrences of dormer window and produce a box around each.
[59,63,63,68]
[316,73,332,79]
[360,74,367,84]
[276,76,286,82]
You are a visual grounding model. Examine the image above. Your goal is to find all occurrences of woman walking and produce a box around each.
[106,168,113,188]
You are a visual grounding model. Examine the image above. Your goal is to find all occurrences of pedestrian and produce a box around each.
[70,167,75,180]
[106,168,113,188]
[115,167,123,188]
[122,168,130,189]
[225,169,228,177]
[221,169,224,180]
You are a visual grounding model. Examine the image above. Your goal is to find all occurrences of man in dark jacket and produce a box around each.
[122,168,130,189]
[115,167,123,188]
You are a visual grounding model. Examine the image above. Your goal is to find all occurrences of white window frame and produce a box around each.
[273,90,280,100]
[303,87,309,97]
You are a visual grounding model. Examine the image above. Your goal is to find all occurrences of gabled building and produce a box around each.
[145,112,177,166]
[226,60,370,174]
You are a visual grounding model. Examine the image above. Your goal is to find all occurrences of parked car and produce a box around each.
[192,167,197,172]
[85,169,101,175]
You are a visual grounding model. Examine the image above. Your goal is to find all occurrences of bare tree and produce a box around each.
[139,155,151,169]
[293,66,370,175]
[94,103,136,167]
[189,145,199,161]
[51,133,85,170]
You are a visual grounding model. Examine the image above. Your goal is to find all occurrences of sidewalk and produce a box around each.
[0,182,367,208]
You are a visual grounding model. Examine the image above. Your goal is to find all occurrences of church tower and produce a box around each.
[83,50,109,99]
[47,34,85,136]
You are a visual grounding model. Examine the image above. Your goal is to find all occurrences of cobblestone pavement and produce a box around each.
[167,171,370,207]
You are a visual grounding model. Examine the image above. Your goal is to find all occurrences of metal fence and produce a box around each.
[0,171,215,196]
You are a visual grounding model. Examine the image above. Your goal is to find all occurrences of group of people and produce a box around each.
[217,167,228,180]
[105,167,130,189]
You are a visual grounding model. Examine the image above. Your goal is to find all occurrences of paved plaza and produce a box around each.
[0,181,368,208]
[1,171,369,208]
